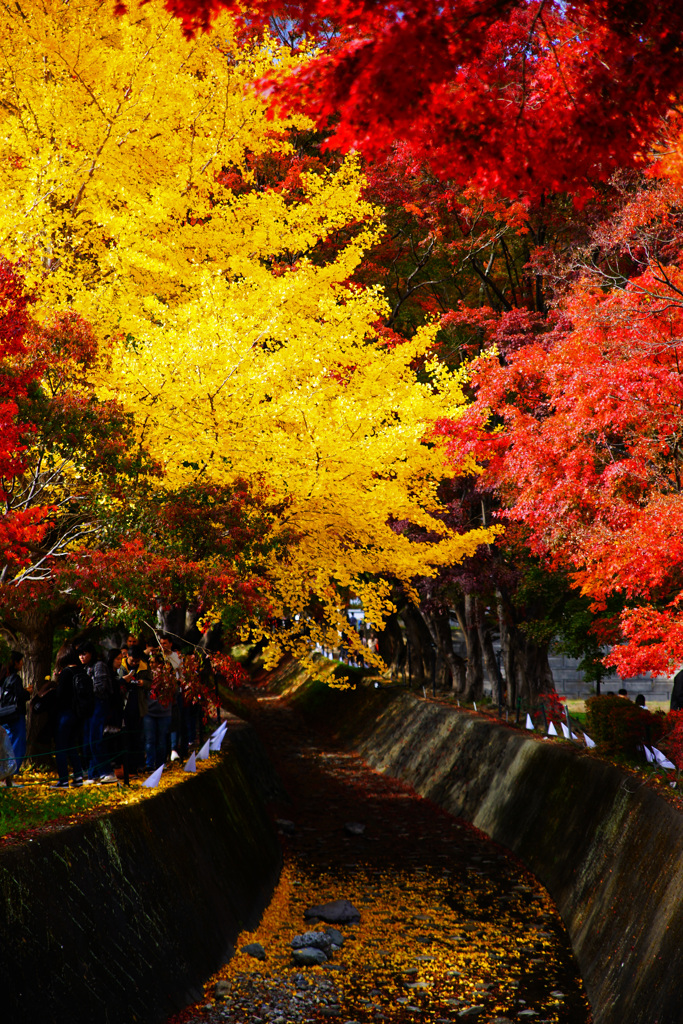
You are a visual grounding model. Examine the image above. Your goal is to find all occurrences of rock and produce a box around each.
[214,979,231,998]
[305,899,361,924]
[324,926,345,946]
[457,1008,486,1018]
[275,818,296,835]
[291,931,335,954]
[344,821,366,835]
[241,942,266,961]
[292,946,328,966]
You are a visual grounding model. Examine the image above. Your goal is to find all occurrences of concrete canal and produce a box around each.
[169,695,590,1024]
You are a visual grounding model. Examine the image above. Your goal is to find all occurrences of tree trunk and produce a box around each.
[454,594,484,702]
[400,603,434,686]
[377,613,405,678]
[422,606,466,692]
[1,616,54,694]
[476,601,503,704]
[513,633,555,703]
[496,587,555,707]
[2,618,56,757]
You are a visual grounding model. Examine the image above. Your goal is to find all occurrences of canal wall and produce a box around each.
[288,676,683,1024]
[0,720,282,1024]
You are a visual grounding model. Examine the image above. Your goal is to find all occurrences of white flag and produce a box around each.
[142,765,164,788]
[170,749,180,761]
[525,713,534,730]
[584,732,596,748]
[473,701,477,712]
[561,722,570,739]
[644,746,655,763]
[183,751,197,773]
[198,737,211,761]
[652,747,676,770]
[547,721,558,736]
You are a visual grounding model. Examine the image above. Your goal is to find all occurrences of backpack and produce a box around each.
[71,666,95,719]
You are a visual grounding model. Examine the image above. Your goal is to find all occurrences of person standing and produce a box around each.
[144,648,173,770]
[78,642,117,784]
[120,645,151,776]
[0,651,30,781]
[51,643,85,788]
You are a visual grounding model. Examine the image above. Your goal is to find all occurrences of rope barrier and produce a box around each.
[0,724,195,774]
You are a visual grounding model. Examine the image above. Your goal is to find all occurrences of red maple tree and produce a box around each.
[141,0,683,198]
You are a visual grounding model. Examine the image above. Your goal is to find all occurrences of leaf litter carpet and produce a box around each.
[169,696,591,1024]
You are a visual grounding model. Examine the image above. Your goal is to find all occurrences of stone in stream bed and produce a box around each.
[292,946,329,966]
[324,927,345,946]
[344,821,366,835]
[305,899,361,924]
[291,931,336,954]
[241,942,266,960]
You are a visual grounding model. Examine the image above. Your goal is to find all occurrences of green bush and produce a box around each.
[586,695,664,757]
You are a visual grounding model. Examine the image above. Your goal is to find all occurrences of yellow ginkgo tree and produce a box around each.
[0,0,495,663]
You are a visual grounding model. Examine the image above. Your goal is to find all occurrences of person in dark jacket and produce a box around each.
[0,650,30,780]
[120,645,151,775]
[51,643,85,788]
[78,642,117,784]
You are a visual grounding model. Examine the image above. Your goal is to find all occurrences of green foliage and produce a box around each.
[586,696,664,757]
[0,785,114,839]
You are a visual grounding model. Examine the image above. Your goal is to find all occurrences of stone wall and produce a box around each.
[0,721,282,1024]
[295,683,683,1024]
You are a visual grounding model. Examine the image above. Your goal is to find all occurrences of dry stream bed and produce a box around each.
[170,697,591,1024]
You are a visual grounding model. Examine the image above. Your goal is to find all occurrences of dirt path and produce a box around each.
[169,696,591,1024]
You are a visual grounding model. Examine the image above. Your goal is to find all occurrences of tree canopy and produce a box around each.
[0,0,493,674]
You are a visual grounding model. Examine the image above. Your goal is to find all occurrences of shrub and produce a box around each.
[538,691,567,731]
[586,695,664,756]
[661,710,683,769]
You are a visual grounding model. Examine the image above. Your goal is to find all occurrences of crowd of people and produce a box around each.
[0,633,207,788]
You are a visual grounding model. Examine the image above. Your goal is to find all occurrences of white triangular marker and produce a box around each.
[211,720,228,740]
[142,765,164,788]
[653,747,676,769]
[584,732,596,748]
[170,749,179,761]
[548,721,558,736]
[210,721,228,751]
[525,713,534,730]
[561,722,570,739]
[571,732,579,740]
[473,701,477,712]
[183,751,197,773]
[198,737,211,760]
[644,746,655,763]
